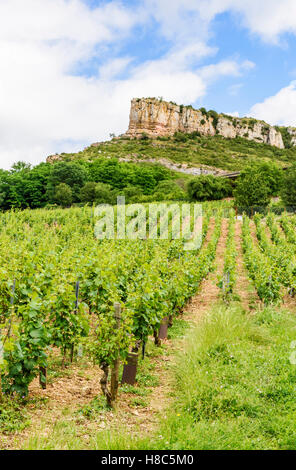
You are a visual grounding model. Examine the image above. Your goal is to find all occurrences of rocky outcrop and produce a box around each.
[46,153,63,164]
[124,98,285,149]
[118,156,222,176]
[287,127,296,146]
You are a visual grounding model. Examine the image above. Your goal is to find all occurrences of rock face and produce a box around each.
[124,98,285,149]
[46,153,63,164]
[288,127,296,146]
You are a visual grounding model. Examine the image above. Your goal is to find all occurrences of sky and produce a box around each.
[1,1,296,169]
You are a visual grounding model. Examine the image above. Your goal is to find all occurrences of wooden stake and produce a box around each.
[39,366,47,390]
[62,348,66,368]
[100,362,112,407]
[110,303,121,406]
[153,328,161,346]
[70,281,80,364]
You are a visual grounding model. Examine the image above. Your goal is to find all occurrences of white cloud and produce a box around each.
[226,111,240,117]
[0,0,142,168]
[200,60,254,81]
[6,0,296,169]
[250,81,296,126]
[230,0,296,43]
[0,0,257,169]
[146,0,296,44]
[0,0,138,44]
[99,58,133,80]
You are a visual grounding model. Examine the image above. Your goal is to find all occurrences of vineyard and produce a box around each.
[1,201,296,449]
[0,202,223,400]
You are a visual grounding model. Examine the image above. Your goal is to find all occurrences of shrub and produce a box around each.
[188,131,201,139]
[174,132,188,143]
[54,183,73,207]
[208,110,219,130]
[95,183,116,205]
[187,175,232,202]
[276,127,293,149]
[153,180,187,201]
[117,186,143,204]
[79,182,97,203]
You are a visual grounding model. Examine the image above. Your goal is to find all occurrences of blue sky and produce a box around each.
[1,0,296,168]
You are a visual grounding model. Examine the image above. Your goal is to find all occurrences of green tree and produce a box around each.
[117,186,143,204]
[154,180,187,201]
[10,161,32,173]
[22,163,52,208]
[132,167,156,194]
[80,182,97,203]
[281,165,296,207]
[95,183,116,205]
[251,162,283,196]
[234,169,271,209]
[187,175,232,202]
[49,162,88,202]
[55,183,73,207]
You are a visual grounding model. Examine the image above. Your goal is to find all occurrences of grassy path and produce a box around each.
[234,220,259,311]
[141,219,296,450]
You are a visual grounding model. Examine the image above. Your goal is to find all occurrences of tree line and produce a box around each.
[188,162,296,211]
[0,158,186,209]
[1,158,295,210]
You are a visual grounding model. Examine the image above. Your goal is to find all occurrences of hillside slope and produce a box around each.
[48,132,296,174]
[45,98,296,174]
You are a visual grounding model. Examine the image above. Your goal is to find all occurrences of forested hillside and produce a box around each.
[2,131,296,210]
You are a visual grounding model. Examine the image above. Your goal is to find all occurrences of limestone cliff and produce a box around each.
[287,127,296,146]
[124,98,285,149]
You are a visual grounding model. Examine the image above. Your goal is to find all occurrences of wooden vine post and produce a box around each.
[70,281,80,363]
[158,317,169,340]
[39,367,47,390]
[39,354,47,389]
[110,302,121,407]
[121,338,141,386]
[101,303,122,408]
[153,328,161,346]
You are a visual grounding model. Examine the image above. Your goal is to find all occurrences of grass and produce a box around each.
[59,134,296,172]
[146,304,296,450]
[73,303,296,450]
[0,398,30,435]
[167,318,189,340]
[129,397,149,408]
[120,384,151,397]
[17,336,164,450]
[76,395,111,419]
[7,302,296,450]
